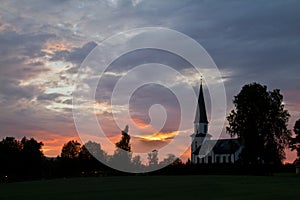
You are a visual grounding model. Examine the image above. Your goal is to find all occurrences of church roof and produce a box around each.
[194,80,208,124]
[192,138,241,155]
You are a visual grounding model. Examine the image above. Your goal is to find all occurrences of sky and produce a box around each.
[0,0,299,163]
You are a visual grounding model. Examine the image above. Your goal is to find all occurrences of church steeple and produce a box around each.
[194,78,208,124]
[191,78,210,163]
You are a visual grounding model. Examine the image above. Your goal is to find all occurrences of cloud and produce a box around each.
[135,131,177,141]
[37,93,65,101]
[50,41,97,65]
[131,135,170,153]
[0,79,39,102]
[0,0,299,161]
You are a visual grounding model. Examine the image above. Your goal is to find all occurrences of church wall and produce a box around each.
[214,153,234,163]
[234,145,243,162]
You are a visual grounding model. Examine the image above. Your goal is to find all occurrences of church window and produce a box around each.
[223,156,227,163]
[216,156,220,163]
[229,155,232,163]
[208,156,212,164]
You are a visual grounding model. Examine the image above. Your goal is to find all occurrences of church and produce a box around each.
[191,80,243,164]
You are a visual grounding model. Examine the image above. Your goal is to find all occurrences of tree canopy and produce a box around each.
[115,125,131,152]
[79,141,105,161]
[290,119,300,160]
[111,125,132,168]
[226,83,291,165]
[61,140,81,159]
[0,137,44,179]
[147,150,158,166]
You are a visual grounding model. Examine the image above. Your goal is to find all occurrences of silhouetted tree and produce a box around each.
[160,154,176,166]
[290,119,300,160]
[227,83,291,166]
[0,137,22,178]
[61,140,81,159]
[148,150,158,166]
[111,125,132,169]
[21,137,44,177]
[115,125,131,152]
[186,158,192,165]
[79,141,108,173]
[131,155,143,170]
[59,140,81,177]
[172,158,183,166]
[159,154,183,166]
[79,141,105,161]
[0,137,44,180]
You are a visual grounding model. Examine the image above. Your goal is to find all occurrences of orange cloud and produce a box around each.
[39,134,80,157]
[132,117,149,129]
[42,39,75,54]
[136,131,178,141]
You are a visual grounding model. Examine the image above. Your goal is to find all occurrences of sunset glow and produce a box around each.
[136,131,178,141]
[0,0,299,165]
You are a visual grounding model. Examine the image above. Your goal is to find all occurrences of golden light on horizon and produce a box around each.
[136,131,178,141]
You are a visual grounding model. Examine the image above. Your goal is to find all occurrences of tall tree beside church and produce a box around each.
[226,83,291,165]
[290,119,300,160]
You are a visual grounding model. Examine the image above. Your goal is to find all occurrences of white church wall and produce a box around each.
[214,153,234,163]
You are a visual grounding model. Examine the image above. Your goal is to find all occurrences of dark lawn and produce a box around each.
[0,175,299,200]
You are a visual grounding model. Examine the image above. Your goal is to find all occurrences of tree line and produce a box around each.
[0,126,184,182]
[1,82,300,182]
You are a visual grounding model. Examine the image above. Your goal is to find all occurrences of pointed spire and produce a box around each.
[122,125,129,134]
[194,77,208,124]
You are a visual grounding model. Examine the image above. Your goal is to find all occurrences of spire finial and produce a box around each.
[200,75,203,86]
[194,75,208,124]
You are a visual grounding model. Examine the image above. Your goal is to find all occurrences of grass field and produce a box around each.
[1,174,299,200]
